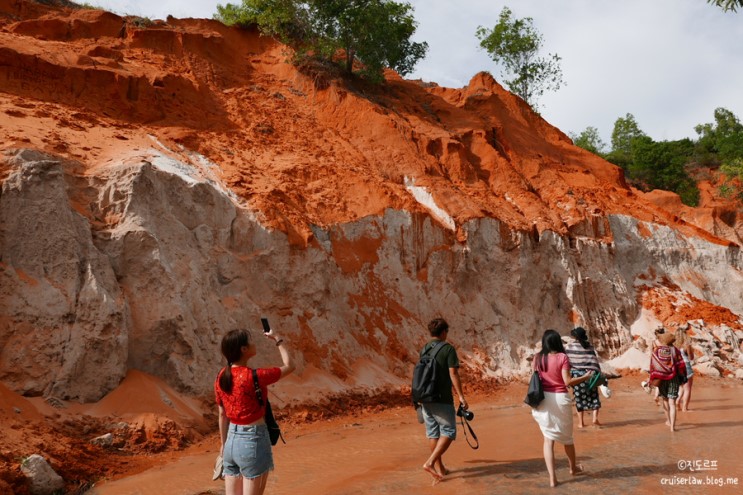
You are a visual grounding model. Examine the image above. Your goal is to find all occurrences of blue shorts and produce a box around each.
[223,423,274,479]
[421,402,457,440]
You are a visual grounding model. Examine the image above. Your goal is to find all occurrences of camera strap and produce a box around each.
[459,415,479,450]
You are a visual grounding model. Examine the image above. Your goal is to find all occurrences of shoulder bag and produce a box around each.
[251,369,285,446]
[524,369,544,408]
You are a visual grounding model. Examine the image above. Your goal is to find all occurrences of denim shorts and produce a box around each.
[223,423,274,479]
[421,402,457,440]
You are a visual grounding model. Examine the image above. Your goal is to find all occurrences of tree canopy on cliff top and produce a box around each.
[214,0,428,82]
[475,6,564,110]
[571,108,743,206]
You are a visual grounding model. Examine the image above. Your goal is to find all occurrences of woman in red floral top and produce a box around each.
[215,328,294,495]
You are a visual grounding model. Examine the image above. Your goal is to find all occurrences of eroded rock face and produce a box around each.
[1,149,741,401]
[0,150,127,402]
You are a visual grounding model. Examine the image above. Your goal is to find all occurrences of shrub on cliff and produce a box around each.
[628,136,699,206]
[214,0,428,83]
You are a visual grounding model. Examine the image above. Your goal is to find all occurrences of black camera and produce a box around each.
[457,404,474,421]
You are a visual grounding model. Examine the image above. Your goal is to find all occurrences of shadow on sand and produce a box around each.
[452,458,545,480]
[451,457,681,482]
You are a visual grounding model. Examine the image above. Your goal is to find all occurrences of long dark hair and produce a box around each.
[571,326,592,350]
[536,329,565,372]
[218,329,250,394]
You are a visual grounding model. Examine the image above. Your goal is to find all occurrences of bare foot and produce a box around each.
[423,464,443,484]
[665,421,671,427]
[577,424,585,429]
[592,421,602,427]
[435,463,450,476]
[570,464,586,476]
[550,476,559,487]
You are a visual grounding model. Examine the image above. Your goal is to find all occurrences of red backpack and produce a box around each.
[649,345,686,386]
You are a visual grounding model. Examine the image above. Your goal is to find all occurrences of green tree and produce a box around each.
[604,113,646,170]
[215,0,428,82]
[214,0,310,42]
[707,0,743,12]
[475,6,564,109]
[570,126,606,155]
[695,107,743,163]
[610,113,645,155]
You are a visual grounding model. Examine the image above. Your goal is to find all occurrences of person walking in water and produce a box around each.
[565,327,603,428]
[675,327,695,412]
[417,318,468,485]
[642,327,666,405]
[215,328,295,495]
[531,329,593,488]
[649,331,687,432]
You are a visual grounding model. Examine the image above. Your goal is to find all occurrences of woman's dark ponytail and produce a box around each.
[571,327,591,349]
[218,330,250,394]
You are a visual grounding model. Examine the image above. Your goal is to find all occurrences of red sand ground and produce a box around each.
[84,374,743,495]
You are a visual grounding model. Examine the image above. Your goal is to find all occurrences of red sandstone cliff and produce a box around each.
[1,0,741,396]
[1,2,742,492]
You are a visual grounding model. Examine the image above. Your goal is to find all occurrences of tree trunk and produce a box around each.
[346,49,355,74]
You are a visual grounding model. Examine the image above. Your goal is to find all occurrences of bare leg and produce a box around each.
[662,397,677,431]
[543,438,558,487]
[662,397,671,426]
[423,436,452,483]
[576,408,585,428]
[653,386,660,405]
[592,409,601,426]
[668,398,677,431]
[225,475,243,495]
[682,377,694,411]
[677,383,685,410]
[565,443,583,475]
[428,438,449,475]
[244,472,269,495]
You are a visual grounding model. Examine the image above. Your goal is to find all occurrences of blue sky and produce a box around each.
[88,0,743,148]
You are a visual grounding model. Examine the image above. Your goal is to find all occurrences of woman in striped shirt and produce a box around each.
[565,327,602,428]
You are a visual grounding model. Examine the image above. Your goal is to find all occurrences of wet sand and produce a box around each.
[90,375,743,495]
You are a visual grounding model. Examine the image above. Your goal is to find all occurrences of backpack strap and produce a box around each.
[424,340,447,360]
[252,369,286,444]
[251,369,265,408]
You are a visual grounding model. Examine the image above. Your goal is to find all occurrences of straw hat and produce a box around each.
[658,332,676,346]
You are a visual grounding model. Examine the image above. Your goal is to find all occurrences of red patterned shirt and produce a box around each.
[215,366,281,425]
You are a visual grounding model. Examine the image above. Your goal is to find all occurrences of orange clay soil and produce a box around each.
[0,2,739,248]
[87,374,743,495]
